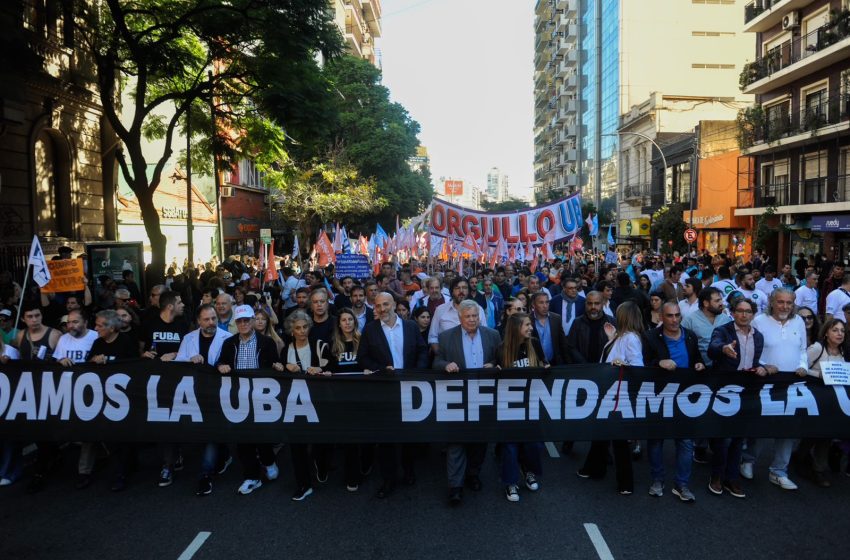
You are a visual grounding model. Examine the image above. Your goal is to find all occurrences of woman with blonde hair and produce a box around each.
[254,308,284,355]
[498,313,546,502]
[576,301,641,495]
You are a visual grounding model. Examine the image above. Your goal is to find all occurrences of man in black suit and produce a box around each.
[357,292,429,499]
[550,276,586,340]
[529,291,569,365]
[433,300,501,505]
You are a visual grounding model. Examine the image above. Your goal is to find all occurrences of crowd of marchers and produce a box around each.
[0,246,848,505]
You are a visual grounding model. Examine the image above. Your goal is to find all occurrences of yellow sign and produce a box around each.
[619,218,651,238]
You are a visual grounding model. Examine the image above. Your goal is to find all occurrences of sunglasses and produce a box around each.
[801,315,814,321]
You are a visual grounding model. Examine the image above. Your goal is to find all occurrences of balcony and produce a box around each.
[564,0,577,18]
[564,49,577,68]
[564,74,578,91]
[740,15,850,94]
[738,92,850,154]
[623,183,650,203]
[361,0,382,37]
[743,0,809,34]
[744,175,850,211]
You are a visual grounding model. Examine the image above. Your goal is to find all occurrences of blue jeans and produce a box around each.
[741,438,795,478]
[648,439,693,487]
[500,442,543,485]
[0,442,22,483]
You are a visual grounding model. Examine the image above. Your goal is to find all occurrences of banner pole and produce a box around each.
[14,263,31,339]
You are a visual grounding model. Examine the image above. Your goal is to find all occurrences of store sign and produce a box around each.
[692,214,725,227]
[811,215,850,232]
[161,206,188,220]
[619,218,651,238]
[223,219,264,239]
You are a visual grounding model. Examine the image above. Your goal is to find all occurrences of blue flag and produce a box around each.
[375,224,389,246]
[607,225,615,246]
[341,226,352,254]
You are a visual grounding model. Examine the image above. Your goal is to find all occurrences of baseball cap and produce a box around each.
[60,315,69,324]
[0,309,12,318]
[233,305,255,321]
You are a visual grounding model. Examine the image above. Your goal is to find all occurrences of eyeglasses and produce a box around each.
[733,308,754,314]
[801,315,814,322]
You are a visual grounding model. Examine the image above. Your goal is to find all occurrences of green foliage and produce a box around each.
[753,206,785,252]
[736,105,765,150]
[651,203,688,254]
[480,198,530,212]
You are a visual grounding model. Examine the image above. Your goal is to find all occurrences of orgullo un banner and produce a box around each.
[428,193,583,248]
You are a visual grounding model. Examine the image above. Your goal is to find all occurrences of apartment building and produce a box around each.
[332,0,382,66]
[735,0,850,265]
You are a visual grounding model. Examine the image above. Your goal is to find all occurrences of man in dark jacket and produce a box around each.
[216,305,282,495]
[565,291,615,364]
[642,301,705,504]
[550,277,585,339]
[610,272,649,316]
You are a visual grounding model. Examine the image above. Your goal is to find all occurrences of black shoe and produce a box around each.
[375,481,394,499]
[403,471,416,486]
[110,475,127,492]
[173,455,184,472]
[360,463,373,477]
[216,455,233,475]
[561,441,574,455]
[632,442,642,461]
[314,460,328,484]
[75,474,92,490]
[576,468,603,480]
[196,476,213,496]
[693,447,709,464]
[26,474,46,494]
[448,487,463,505]
[291,486,313,501]
[465,475,482,491]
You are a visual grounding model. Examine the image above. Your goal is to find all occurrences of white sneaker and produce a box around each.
[505,484,520,502]
[739,462,754,480]
[237,479,263,495]
[265,464,279,481]
[769,474,798,490]
[0,478,11,487]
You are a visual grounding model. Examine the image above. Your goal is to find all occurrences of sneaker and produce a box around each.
[505,484,520,502]
[768,473,798,490]
[740,462,754,480]
[708,476,723,496]
[576,469,592,479]
[0,478,11,487]
[196,476,213,496]
[346,483,359,492]
[525,472,540,491]
[314,460,328,483]
[693,447,709,464]
[216,455,233,475]
[237,479,262,495]
[632,442,642,461]
[723,480,746,499]
[618,489,633,496]
[158,468,173,487]
[648,480,664,497]
[291,485,313,501]
[173,455,184,472]
[265,463,279,481]
[672,484,696,503]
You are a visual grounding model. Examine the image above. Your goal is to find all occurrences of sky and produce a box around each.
[379,0,535,201]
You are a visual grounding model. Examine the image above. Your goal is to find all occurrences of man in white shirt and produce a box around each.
[824,273,850,321]
[736,271,769,314]
[428,277,486,351]
[279,266,300,309]
[755,266,783,295]
[794,272,819,313]
[54,310,98,366]
[677,278,701,319]
[711,266,738,305]
[744,288,808,491]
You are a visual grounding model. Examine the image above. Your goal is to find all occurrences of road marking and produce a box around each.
[583,523,614,560]
[544,441,560,458]
[177,532,211,560]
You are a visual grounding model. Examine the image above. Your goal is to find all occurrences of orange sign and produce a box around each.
[42,259,86,293]
[444,180,463,196]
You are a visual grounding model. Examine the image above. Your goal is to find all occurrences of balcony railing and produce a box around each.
[623,183,650,199]
[744,0,784,25]
[753,175,850,207]
[738,92,850,149]
[739,15,850,89]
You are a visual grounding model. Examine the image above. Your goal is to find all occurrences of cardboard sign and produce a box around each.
[41,259,85,293]
[820,361,850,386]
[335,254,372,279]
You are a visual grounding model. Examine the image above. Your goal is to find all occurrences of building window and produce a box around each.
[801,151,828,204]
[33,130,72,238]
[238,160,267,190]
[801,80,829,130]
[665,161,692,205]
[691,63,736,69]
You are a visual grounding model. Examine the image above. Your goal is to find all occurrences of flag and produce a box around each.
[524,239,534,263]
[460,233,479,257]
[359,235,369,256]
[258,241,266,272]
[375,224,389,247]
[315,230,334,267]
[496,237,508,261]
[509,243,516,262]
[585,213,599,237]
[607,225,615,246]
[341,226,352,254]
[291,235,300,260]
[332,223,343,254]
[28,235,51,288]
[516,242,524,262]
[264,241,277,283]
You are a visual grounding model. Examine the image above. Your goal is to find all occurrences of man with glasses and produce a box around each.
[550,277,585,338]
[643,301,705,503]
[707,298,765,499]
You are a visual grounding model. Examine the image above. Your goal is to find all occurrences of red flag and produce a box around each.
[332,223,343,254]
[509,243,516,262]
[264,241,277,283]
[524,240,534,263]
[315,231,334,267]
[461,233,478,256]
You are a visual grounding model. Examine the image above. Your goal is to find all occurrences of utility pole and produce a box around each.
[208,70,224,262]
[186,111,194,265]
[689,128,698,255]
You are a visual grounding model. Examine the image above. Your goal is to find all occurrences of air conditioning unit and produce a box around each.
[782,11,800,30]
[221,186,235,197]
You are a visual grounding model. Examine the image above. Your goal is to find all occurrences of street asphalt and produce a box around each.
[0,441,848,559]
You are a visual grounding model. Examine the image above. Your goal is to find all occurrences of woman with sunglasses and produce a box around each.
[499,298,527,338]
[797,306,820,346]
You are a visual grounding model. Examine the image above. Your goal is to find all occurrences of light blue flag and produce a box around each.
[341,226,352,254]
[375,224,389,246]
[607,225,615,246]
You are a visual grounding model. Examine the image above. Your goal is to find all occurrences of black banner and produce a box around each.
[0,360,849,443]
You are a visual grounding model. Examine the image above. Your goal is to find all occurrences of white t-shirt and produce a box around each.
[711,279,738,301]
[795,285,818,312]
[756,277,783,295]
[53,330,99,364]
[825,287,850,318]
[678,298,700,319]
[738,288,769,313]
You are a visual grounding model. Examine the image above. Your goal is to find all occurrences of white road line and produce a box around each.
[544,441,560,458]
[177,532,211,560]
[583,523,614,560]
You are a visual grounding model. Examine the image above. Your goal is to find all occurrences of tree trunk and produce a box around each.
[135,178,167,287]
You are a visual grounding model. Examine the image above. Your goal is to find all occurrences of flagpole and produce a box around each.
[13,263,31,339]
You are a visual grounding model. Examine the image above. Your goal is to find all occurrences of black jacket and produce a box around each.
[708,321,764,371]
[642,325,704,368]
[530,312,569,365]
[217,332,280,369]
[565,314,616,364]
[357,317,429,371]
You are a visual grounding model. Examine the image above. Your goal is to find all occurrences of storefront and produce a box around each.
[117,175,219,266]
[806,214,850,266]
[684,208,752,258]
[618,217,651,250]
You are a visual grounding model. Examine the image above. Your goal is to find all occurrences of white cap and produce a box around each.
[240,272,251,282]
[233,305,255,321]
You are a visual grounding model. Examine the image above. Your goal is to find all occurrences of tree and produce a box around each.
[480,198,530,212]
[311,56,434,228]
[77,0,342,280]
[651,203,688,254]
